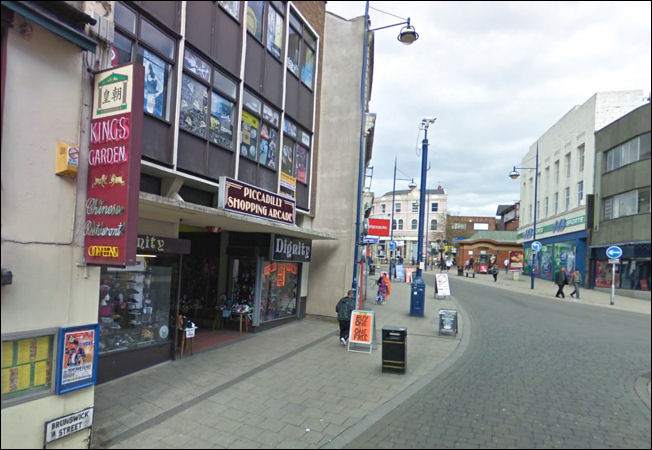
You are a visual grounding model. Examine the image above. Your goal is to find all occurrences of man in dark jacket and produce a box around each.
[336,290,356,345]
[554,267,568,298]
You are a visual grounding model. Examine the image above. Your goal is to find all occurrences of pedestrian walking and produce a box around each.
[335,290,356,345]
[504,258,509,274]
[570,269,583,299]
[376,273,391,304]
[490,263,498,282]
[554,267,568,298]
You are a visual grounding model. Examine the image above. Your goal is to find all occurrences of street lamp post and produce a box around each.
[352,2,419,300]
[410,117,436,317]
[389,156,416,278]
[509,142,539,290]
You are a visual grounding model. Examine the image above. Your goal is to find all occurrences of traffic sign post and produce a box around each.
[606,246,622,306]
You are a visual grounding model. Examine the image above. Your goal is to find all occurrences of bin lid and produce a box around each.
[383,326,406,332]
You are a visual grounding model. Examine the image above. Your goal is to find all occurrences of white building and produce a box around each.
[370,185,447,264]
[516,90,647,282]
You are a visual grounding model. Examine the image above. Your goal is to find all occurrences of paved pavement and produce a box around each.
[91,267,649,449]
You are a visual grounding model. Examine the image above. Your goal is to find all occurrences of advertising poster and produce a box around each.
[554,241,576,274]
[540,244,554,280]
[508,250,524,271]
[56,324,99,394]
[523,247,539,276]
[295,146,308,183]
[143,50,165,118]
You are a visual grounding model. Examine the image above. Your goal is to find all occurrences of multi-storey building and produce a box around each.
[495,202,520,231]
[516,90,646,282]
[2,2,344,446]
[590,102,650,295]
[369,185,447,264]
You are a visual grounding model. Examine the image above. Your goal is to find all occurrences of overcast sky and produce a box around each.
[324,1,651,217]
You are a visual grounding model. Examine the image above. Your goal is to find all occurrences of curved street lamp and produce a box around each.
[352,2,419,303]
[509,142,539,290]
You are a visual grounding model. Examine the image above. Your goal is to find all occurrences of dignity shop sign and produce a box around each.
[84,64,143,266]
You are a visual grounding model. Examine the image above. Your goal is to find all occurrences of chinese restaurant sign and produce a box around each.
[84,63,143,266]
[219,177,295,225]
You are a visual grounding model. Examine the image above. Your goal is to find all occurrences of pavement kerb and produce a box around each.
[322,276,472,449]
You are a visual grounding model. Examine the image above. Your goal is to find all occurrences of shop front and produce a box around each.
[96,235,190,384]
[522,230,588,282]
[590,242,651,291]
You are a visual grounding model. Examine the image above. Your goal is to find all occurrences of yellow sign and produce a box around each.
[55,141,79,177]
[241,110,259,129]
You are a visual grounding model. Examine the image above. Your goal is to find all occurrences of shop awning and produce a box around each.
[139,192,336,241]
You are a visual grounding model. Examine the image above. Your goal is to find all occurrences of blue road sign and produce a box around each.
[531,241,542,252]
[389,241,397,250]
[606,245,623,259]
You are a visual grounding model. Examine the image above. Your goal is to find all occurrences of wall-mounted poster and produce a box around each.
[508,251,524,271]
[241,111,259,160]
[143,49,166,119]
[56,324,99,394]
[295,146,307,183]
[554,241,576,275]
[281,143,294,176]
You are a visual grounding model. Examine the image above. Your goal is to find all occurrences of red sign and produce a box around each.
[84,64,143,266]
[368,218,390,236]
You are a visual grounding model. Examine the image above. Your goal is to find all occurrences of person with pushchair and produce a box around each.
[375,273,391,304]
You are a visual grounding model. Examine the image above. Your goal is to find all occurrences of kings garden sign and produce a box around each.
[84,63,143,266]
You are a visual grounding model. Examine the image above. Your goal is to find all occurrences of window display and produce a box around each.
[98,258,173,354]
[241,111,259,160]
[260,262,298,322]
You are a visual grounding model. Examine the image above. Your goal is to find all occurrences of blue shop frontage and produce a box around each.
[589,242,651,292]
[522,230,588,282]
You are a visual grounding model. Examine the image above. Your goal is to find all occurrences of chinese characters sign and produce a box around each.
[85,64,143,266]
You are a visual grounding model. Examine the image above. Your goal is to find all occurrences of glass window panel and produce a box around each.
[183,49,211,82]
[113,32,133,66]
[246,1,264,41]
[619,191,638,217]
[266,7,283,59]
[287,26,300,76]
[283,118,297,138]
[140,48,171,120]
[281,143,294,176]
[260,262,298,322]
[398,219,403,230]
[140,20,175,60]
[240,111,259,160]
[114,2,136,34]
[613,146,621,169]
[604,197,613,219]
[180,75,209,137]
[243,90,262,115]
[213,70,237,99]
[411,219,418,230]
[304,30,316,49]
[258,126,278,169]
[98,261,173,355]
[301,45,315,88]
[210,92,234,150]
[295,146,308,183]
[218,1,240,21]
[638,188,650,214]
[640,132,651,159]
[430,220,437,230]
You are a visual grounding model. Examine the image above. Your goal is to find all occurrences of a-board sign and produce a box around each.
[349,311,373,345]
[44,407,94,445]
[185,327,197,339]
[395,265,405,281]
[435,274,451,297]
[438,309,458,335]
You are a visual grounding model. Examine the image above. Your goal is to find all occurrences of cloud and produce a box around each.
[326,1,651,217]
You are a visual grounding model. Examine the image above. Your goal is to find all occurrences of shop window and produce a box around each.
[98,258,174,355]
[261,262,299,322]
[287,21,300,76]
[180,48,237,151]
[266,6,284,60]
[1,331,55,406]
[113,2,178,165]
[246,1,265,41]
[218,1,240,21]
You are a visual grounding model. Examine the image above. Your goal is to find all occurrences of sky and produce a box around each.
[324,1,651,217]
